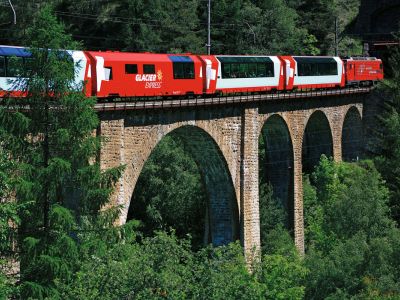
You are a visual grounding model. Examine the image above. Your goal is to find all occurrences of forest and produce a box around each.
[1,0,400,299]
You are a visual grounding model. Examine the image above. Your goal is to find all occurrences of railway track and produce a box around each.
[94,87,372,111]
[0,87,373,111]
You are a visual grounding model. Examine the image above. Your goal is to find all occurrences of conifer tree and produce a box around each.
[0,5,122,298]
[374,47,400,225]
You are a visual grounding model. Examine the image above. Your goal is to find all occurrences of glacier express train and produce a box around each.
[0,45,384,99]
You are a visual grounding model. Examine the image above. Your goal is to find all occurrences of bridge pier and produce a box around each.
[292,118,306,255]
[241,107,261,259]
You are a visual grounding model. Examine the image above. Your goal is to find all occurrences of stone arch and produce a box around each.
[302,110,333,173]
[342,106,363,162]
[260,114,294,230]
[127,125,239,246]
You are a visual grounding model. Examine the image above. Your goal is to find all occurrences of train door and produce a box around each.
[345,61,356,83]
[278,56,295,90]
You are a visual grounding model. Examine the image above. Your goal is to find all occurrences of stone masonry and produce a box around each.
[99,95,364,257]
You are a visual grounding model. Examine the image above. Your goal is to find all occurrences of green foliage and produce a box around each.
[259,182,289,253]
[257,253,307,300]
[259,126,295,255]
[0,116,21,299]
[295,0,362,55]
[56,228,306,300]
[2,3,400,299]
[131,134,207,248]
[206,0,319,55]
[0,6,122,298]
[4,0,321,55]
[125,0,203,53]
[303,157,400,299]
[374,48,400,224]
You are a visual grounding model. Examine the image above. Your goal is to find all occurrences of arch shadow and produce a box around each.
[260,115,294,232]
[128,125,239,247]
[302,111,333,173]
[342,107,363,162]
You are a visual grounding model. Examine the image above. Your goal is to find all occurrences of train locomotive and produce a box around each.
[0,45,384,99]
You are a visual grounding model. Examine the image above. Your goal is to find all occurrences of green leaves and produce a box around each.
[56,231,306,300]
[0,5,123,298]
[131,135,207,249]
[303,158,400,299]
[258,254,307,300]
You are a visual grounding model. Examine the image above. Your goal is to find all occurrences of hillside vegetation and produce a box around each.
[1,0,361,55]
[2,2,400,299]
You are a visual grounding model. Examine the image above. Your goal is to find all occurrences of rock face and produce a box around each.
[98,95,365,258]
[354,0,400,35]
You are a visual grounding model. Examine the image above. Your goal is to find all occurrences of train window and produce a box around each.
[24,57,35,76]
[184,63,194,79]
[248,63,257,77]
[257,64,266,77]
[217,57,274,79]
[144,64,155,74]
[222,63,231,78]
[231,64,240,77]
[173,62,195,79]
[0,56,5,77]
[6,56,24,77]
[266,63,274,77]
[125,64,138,74]
[295,57,337,77]
[104,67,113,80]
[173,63,184,78]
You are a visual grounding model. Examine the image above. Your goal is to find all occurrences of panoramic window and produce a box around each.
[295,57,338,76]
[144,64,155,74]
[173,62,195,79]
[169,56,195,79]
[217,56,274,79]
[0,56,5,77]
[125,64,138,74]
[24,57,34,76]
[6,56,24,77]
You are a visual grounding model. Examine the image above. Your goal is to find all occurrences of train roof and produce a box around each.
[85,51,199,63]
[0,45,31,57]
[345,57,380,61]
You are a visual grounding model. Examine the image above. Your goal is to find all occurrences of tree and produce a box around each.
[295,0,362,55]
[374,47,400,225]
[54,0,204,53]
[57,228,307,300]
[303,157,400,299]
[259,124,296,256]
[130,134,207,249]
[0,147,19,300]
[125,0,203,53]
[0,5,122,298]
[208,0,319,55]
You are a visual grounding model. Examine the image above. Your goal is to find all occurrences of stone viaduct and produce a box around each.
[97,93,365,257]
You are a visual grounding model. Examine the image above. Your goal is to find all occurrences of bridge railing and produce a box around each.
[0,87,372,111]
[94,87,372,111]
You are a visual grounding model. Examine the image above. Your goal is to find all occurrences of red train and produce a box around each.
[0,45,384,99]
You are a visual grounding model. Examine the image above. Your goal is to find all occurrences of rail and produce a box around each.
[0,87,372,112]
[94,87,372,111]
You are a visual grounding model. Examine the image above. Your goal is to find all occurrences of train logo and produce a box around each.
[157,69,163,81]
[134,69,163,89]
